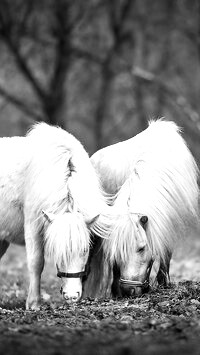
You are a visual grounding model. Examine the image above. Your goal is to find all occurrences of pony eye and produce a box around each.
[140,215,148,227]
[138,246,145,253]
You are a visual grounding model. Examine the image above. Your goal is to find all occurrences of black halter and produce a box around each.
[57,262,90,280]
[57,269,87,278]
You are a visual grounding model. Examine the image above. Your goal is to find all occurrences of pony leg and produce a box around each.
[111,262,121,297]
[156,251,172,287]
[24,223,44,311]
[0,240,9,259]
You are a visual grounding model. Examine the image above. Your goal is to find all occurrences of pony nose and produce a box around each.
[62,292,81,303]
[120,285,143,297]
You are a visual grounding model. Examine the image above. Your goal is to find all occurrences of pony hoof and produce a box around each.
[26,300,41,311]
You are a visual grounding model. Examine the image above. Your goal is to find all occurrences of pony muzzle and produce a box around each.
[60,284,82,303]
[62,290,81,302]
[119,259,154,296]
[58,269,88,303]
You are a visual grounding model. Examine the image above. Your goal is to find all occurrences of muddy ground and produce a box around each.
[0,233,200,355]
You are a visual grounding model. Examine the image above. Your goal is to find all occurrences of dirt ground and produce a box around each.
[1,231,200,355]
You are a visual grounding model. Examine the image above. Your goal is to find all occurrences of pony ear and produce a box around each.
[42,210,54,224]
[139,215,148,228]
[85,214,100,226]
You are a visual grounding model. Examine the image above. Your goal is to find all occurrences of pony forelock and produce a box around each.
[102,212,148,263]
[44,212,90,267]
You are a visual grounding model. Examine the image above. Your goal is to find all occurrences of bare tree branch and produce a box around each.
[93,0,135,149]
[0,85,44,121]
[2,36,47,102]
[71,47,104,65]
[131,67,200,131]
[155,0,174,118]
[0,0,47,102]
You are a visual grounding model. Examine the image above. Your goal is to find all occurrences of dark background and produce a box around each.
[0,0,199,159]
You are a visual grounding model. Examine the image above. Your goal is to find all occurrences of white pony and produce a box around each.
[83,120,199,298]
[0,123,110,310]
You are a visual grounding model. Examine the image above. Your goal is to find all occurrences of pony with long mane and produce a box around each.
[0,123,110,310]
[83,120,199,298]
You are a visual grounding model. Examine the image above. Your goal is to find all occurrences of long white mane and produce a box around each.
[101,120,199,266]
[24,123,109,266]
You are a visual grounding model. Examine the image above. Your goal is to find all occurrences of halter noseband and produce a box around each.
[119,278,149,289]
[57,269,87,278]
[57,261,90,280]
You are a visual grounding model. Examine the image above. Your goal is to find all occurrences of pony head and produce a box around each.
[42,209,97,303]
[103,211,154,297]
